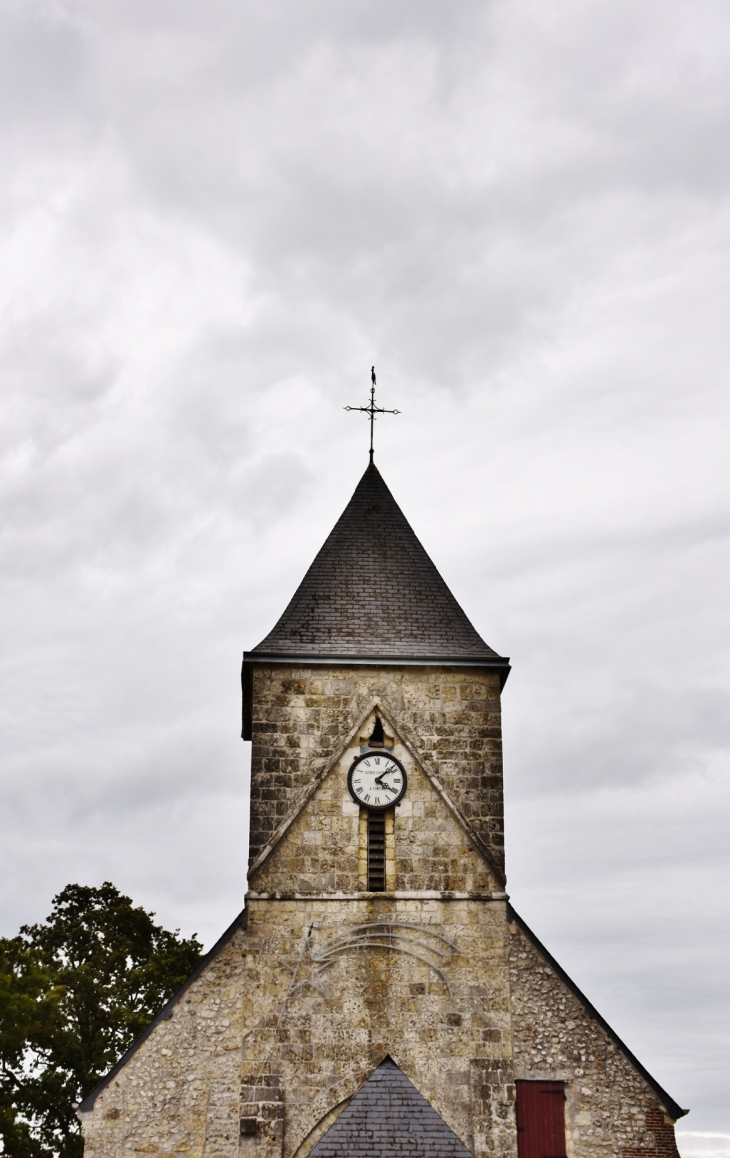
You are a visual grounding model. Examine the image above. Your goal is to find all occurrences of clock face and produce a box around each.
[347,752,407,810]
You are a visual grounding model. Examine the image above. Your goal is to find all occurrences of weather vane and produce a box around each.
[344,367,400,463]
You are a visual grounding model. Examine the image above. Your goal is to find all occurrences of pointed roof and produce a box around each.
[247,462,506,665]
[309,1057,473,1157]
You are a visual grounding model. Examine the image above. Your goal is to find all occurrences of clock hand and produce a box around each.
[374,777,396,795]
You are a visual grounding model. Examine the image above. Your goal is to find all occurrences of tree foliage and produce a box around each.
[0,883,203,1157]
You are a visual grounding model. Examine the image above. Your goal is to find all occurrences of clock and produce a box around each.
[347,752,407,810]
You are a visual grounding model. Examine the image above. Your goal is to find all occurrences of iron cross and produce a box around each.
[344,367,400,463]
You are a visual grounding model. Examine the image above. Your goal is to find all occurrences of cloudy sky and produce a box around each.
[1,0,729,1144]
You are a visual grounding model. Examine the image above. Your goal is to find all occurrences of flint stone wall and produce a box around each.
[508,920,682,1158]
[79,929,247,1158]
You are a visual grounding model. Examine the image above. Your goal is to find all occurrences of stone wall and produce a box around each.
[79,897,516,1158]
[78,928,248,1158]
[248,664,504,876]
[240,896,517,1158]
[79,898,684,1158]
[248,708,498,898]
[507,918,682,1158]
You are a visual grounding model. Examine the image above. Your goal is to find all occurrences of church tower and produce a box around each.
[79,453,687,1158]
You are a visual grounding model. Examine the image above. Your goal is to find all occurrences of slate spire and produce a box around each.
[248,462,506,665]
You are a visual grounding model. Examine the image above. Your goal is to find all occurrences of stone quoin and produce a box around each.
[78,458,687,1158]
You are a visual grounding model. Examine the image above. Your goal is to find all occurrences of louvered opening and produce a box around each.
[367,812,386,891]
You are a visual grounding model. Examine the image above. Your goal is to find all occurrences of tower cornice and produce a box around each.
[241,653,510,741]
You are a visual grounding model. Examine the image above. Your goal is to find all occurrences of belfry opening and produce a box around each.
[368,716,385,747]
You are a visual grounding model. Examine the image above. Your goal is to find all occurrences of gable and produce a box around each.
[77,916,250,1158]
[309,1057,474,1157]
[248,705,500,897]
[507,905,687,1123]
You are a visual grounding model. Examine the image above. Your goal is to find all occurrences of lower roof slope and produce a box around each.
[249,462,505,664]
[309,1056,474,1158]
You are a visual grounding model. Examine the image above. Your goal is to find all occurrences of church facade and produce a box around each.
[79,462,687,1158]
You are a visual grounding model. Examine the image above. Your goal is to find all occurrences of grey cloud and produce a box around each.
[1,0,728,1139]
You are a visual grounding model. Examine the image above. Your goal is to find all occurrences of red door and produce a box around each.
[515,1081,567,1158]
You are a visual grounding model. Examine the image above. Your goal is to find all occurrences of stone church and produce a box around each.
[79,459,687,1158]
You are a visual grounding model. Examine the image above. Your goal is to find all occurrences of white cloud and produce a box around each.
[677,1134,730,1158]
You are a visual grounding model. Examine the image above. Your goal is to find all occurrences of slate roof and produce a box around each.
[248,462,505,664]
[309,1057,474,1157]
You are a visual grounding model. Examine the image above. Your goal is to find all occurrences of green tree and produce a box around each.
[0,883,203,1158]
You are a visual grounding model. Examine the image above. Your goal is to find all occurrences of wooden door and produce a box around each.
[515,1081,567,1158]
